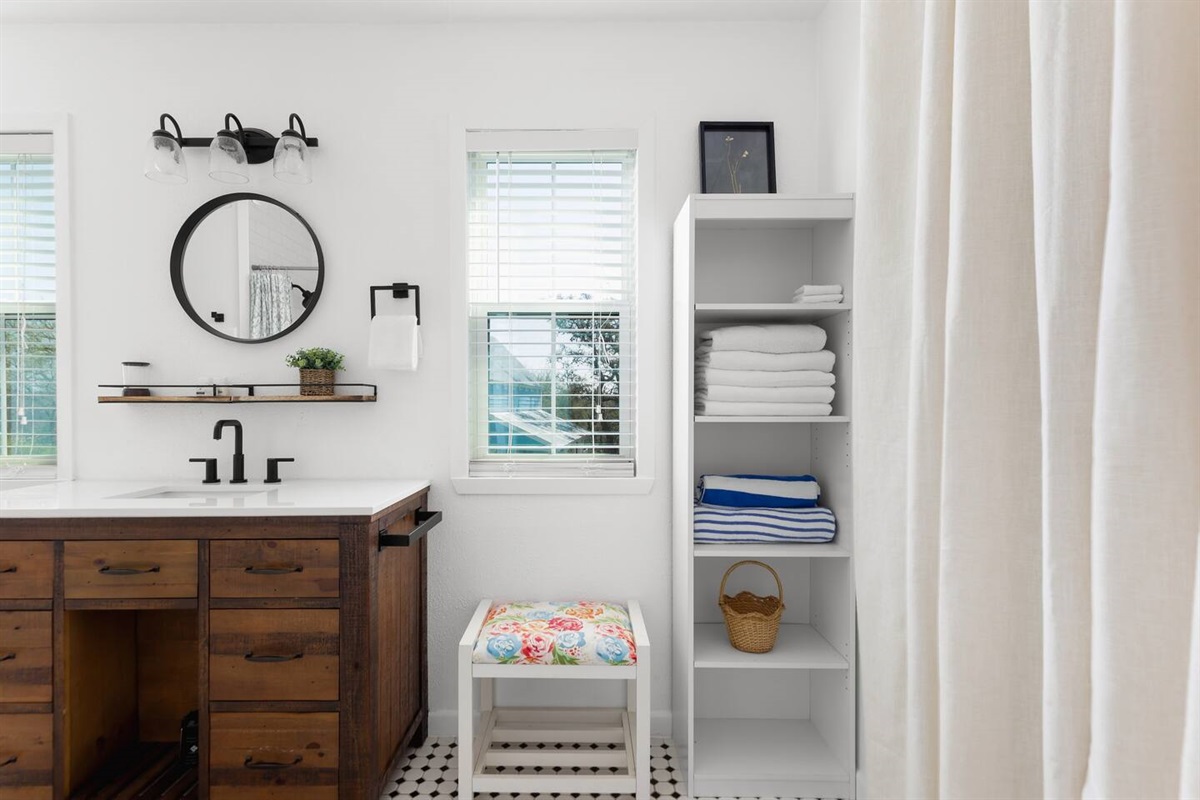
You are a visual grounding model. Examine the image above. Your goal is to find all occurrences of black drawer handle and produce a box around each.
[0,755,16,768]
[0,653,15,663]
[243,652,304,663]
[99,565,161,576]
[244,565,304,575]
[0,566,16,574]
[243,755,302,769]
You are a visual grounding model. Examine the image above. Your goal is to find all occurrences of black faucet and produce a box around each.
[213,419,247,484]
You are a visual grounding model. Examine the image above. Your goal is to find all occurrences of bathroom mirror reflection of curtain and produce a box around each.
[248,271,293,339]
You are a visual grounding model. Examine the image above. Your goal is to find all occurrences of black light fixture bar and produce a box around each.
[177,132,319,165]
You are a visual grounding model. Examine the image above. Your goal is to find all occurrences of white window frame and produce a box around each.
[0,113,72,483]
[450,122,657,495]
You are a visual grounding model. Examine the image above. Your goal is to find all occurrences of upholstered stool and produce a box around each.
[457,600,650,800]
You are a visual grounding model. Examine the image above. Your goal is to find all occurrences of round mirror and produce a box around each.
[170,193,324,343]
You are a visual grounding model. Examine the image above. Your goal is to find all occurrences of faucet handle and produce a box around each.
[265,458,295,485]
[189,458,220,484]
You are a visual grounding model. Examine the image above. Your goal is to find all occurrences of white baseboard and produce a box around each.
[428,709,673,738]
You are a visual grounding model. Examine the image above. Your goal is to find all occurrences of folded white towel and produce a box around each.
[697,385,836,403]
[368,315,420,371]
[697,400,833,416]
[700,324,827,354]
[794,284,843,296]
[696,348,836,372]
[696,368,836,387]
[793,294,844,304]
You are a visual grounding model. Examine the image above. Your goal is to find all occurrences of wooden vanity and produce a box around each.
[0,480,436,800]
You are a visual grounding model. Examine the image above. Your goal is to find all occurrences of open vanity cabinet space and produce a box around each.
[672,194,857,799]
[0,481,438,800]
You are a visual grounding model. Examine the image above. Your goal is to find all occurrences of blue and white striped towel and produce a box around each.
[698,474,821,508]
[693,505,837,544]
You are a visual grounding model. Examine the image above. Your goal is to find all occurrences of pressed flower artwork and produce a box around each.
[699,121,777,193]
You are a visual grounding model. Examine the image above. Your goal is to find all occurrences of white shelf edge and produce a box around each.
[692,718,850,785]
[694,302,851,321]
[693,542,851,559]
[695,415,849,423]
[693,623,848,670]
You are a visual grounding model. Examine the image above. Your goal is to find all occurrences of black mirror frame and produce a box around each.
[170,192,325,344]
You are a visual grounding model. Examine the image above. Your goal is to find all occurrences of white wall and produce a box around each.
[817,0,861,194]
[0,20,823,733]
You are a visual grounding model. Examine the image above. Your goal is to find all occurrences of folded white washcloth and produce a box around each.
[700,324,826,354]
[793,294,844,304]
[696,400,833,416]
[697,385,836,403]
[794,284,843,296]
[368,314,421,371]
[696,348,836,372]
[695,368,836,388]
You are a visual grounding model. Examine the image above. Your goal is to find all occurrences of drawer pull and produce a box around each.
[98,564,161,576]
[243,652,304,663]
[243,755,302,769]
[0,565,16,574]
[0,652,14,662]
[244,564,304,575]
[0,755,16,768]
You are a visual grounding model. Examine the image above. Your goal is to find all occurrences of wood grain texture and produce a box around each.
[0,611,52,703]
[64,541,197,599]
[197,541,210,800]
[63,611,138,795]
[209,609,338,701]
[0,713,52,797]
[0,542,53,599]
[209,712,338,800]
[374,511,422,776]
[135,610,199,742]
[209,540,339,599]
[97,395,375,404]
[1,517,349,542]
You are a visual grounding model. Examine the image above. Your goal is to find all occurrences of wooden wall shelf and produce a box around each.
[97,382,378,404]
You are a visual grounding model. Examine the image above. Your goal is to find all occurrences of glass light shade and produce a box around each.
[208,133,249,184]
[273,134,311,184]
[143,134,188,184]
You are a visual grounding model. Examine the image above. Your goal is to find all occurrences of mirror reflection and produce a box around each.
[171,194,323,343]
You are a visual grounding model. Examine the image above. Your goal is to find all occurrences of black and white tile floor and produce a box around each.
[382,737,832,800]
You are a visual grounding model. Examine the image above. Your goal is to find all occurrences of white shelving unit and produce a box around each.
[672,194,856,799]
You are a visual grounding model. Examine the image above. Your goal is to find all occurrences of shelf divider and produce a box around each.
[693,623,847,670]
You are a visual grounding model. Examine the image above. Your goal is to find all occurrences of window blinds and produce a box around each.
[0,135,57,471]
[466,146,637,477]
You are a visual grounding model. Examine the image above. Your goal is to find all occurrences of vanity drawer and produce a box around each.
[209,711,338,799]
[210,539,339,599]
[64,540,197,599]
[209,609,338,701]
[0,612,51,703]
[0,713,52,798]
[0,542,53,599]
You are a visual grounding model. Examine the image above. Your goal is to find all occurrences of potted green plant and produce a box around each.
[285,347,346,396]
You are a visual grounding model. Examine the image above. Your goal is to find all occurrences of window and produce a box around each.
[467,141,637,478]
[0,134,57,478]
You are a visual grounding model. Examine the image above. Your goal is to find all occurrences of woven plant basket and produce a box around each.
[298,368,335,397]
[719,559,785,654]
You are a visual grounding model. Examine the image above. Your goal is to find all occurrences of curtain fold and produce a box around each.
[855,1,1200,797]
[249,271,294,339]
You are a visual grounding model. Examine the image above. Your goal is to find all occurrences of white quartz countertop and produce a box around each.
[0,479,432,518]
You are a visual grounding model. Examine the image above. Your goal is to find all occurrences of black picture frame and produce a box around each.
[699,121,777,194]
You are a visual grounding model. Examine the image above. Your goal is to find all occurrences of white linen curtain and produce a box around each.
[854,1,1199,797]
[248,271,293,339]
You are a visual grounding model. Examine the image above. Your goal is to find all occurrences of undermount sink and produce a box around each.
[110,486,268,500]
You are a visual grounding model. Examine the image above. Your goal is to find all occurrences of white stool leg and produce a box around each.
[628,600,652,800]
[458,646,473,800]
[481,677,494,713]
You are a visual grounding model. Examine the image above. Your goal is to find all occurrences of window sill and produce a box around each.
[451,476,655,496]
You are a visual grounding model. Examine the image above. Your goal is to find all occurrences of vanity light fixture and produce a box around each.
[209,113,250,184]
[144,112,319,185]
[273,114,312,184]
[143,113,188,184]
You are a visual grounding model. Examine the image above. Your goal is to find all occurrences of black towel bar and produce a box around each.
[370,283,421,324]
[378,509,442,549]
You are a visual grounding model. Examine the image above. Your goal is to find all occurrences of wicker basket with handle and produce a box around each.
[718,559,785,653]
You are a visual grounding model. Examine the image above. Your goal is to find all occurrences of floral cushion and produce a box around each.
[472,601,637,666]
